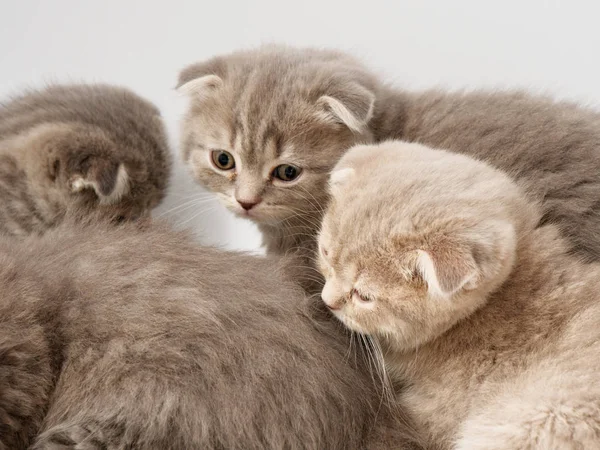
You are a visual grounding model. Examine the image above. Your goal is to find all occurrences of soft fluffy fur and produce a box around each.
[317,141,600,449]
[178,44,600,293]
[0,84,171,235]
[0,216,421,450]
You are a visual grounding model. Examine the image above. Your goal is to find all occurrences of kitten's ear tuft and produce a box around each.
[330,167,355,186]
[71,162,130,204]
[177,75,223,99]
[317,83,375,133]
[328,167,355,196]
[176,58,226,99]
[415,248,478,298]
[413,221,516,297]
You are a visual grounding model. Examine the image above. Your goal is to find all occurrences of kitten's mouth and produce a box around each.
[336,315,369,335]
[232,207,270,224]
[227,202,294,226]
[231,205,280,224]
[234,207,259,219]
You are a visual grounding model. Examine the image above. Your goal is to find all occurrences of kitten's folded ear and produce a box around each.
[176,58,226,100]
[415,243,478,297]
[328,167,356,197]
[413,221,516,298]
[317,83,375,133]
[70,159,130,204]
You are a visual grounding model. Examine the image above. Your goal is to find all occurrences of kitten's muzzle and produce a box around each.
[324,301,341,311]
[238,200,259,211]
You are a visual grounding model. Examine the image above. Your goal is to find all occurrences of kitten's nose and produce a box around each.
[325,302,341,311]
[237,199,260,211]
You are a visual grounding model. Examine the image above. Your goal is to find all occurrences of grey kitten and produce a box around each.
[178,44,600,293]
[0,84,171,235]
[0,217,421,450]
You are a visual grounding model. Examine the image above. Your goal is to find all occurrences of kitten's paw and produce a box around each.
[32,423,110,450]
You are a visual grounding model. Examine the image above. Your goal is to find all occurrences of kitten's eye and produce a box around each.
[352,289,373,304]
[272,164,302,182]
[211,150,235,171]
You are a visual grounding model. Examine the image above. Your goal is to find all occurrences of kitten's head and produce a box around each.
[21,121,165,224]
[2,84,172,226]
[178,45,379,225]
[318,141,535,350]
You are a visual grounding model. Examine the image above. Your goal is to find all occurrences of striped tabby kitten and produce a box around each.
[0,84,171,235]
[178,45,600,293]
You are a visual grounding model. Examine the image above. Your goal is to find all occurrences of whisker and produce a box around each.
[155,196,218,218]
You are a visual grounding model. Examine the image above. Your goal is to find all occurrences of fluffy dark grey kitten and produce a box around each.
[0,84,171,235]
[0,217,421,450]
[178,44,600,293]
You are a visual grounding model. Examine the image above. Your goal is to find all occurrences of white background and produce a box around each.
[2,0,599,252]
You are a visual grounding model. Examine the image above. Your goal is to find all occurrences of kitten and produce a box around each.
[317,140,600,450]
[0,83,171,235]
[178,44,600,293]
[0,216,422,450]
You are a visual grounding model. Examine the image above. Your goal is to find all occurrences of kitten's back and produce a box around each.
[0,219,420,450]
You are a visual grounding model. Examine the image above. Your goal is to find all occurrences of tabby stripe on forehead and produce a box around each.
[260,123,284,158]
[229,114,241,150]
[235,106,259,166]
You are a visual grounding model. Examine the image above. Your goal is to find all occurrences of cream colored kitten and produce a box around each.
[317,141,600,449]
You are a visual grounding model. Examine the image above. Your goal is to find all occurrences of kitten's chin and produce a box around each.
[336,314,370,335]
[379,326,437,354]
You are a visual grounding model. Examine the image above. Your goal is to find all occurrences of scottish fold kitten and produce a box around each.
[317,140,600,450]
[178,45,600,292]
[0,216,422,450]
[0,84,171,235]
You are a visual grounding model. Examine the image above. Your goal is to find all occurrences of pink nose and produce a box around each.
[325,302,341,311]
[237,199,260,211]
[322,296,341,310]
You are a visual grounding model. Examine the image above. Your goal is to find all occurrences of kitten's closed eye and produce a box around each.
[211,150,235,171]
[352,289,374,304]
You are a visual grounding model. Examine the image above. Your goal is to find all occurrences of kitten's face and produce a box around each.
[318,142,524,350]
[318,232,430,340]
[182,98,360,224]
[178,46,378,226]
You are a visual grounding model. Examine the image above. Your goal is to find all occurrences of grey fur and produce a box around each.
[0,84,171,236]
[0,217,421,450]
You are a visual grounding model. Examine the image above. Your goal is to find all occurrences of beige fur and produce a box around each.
[179,44,600,295]
[317,140,600,449]
[0,84,172,236]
